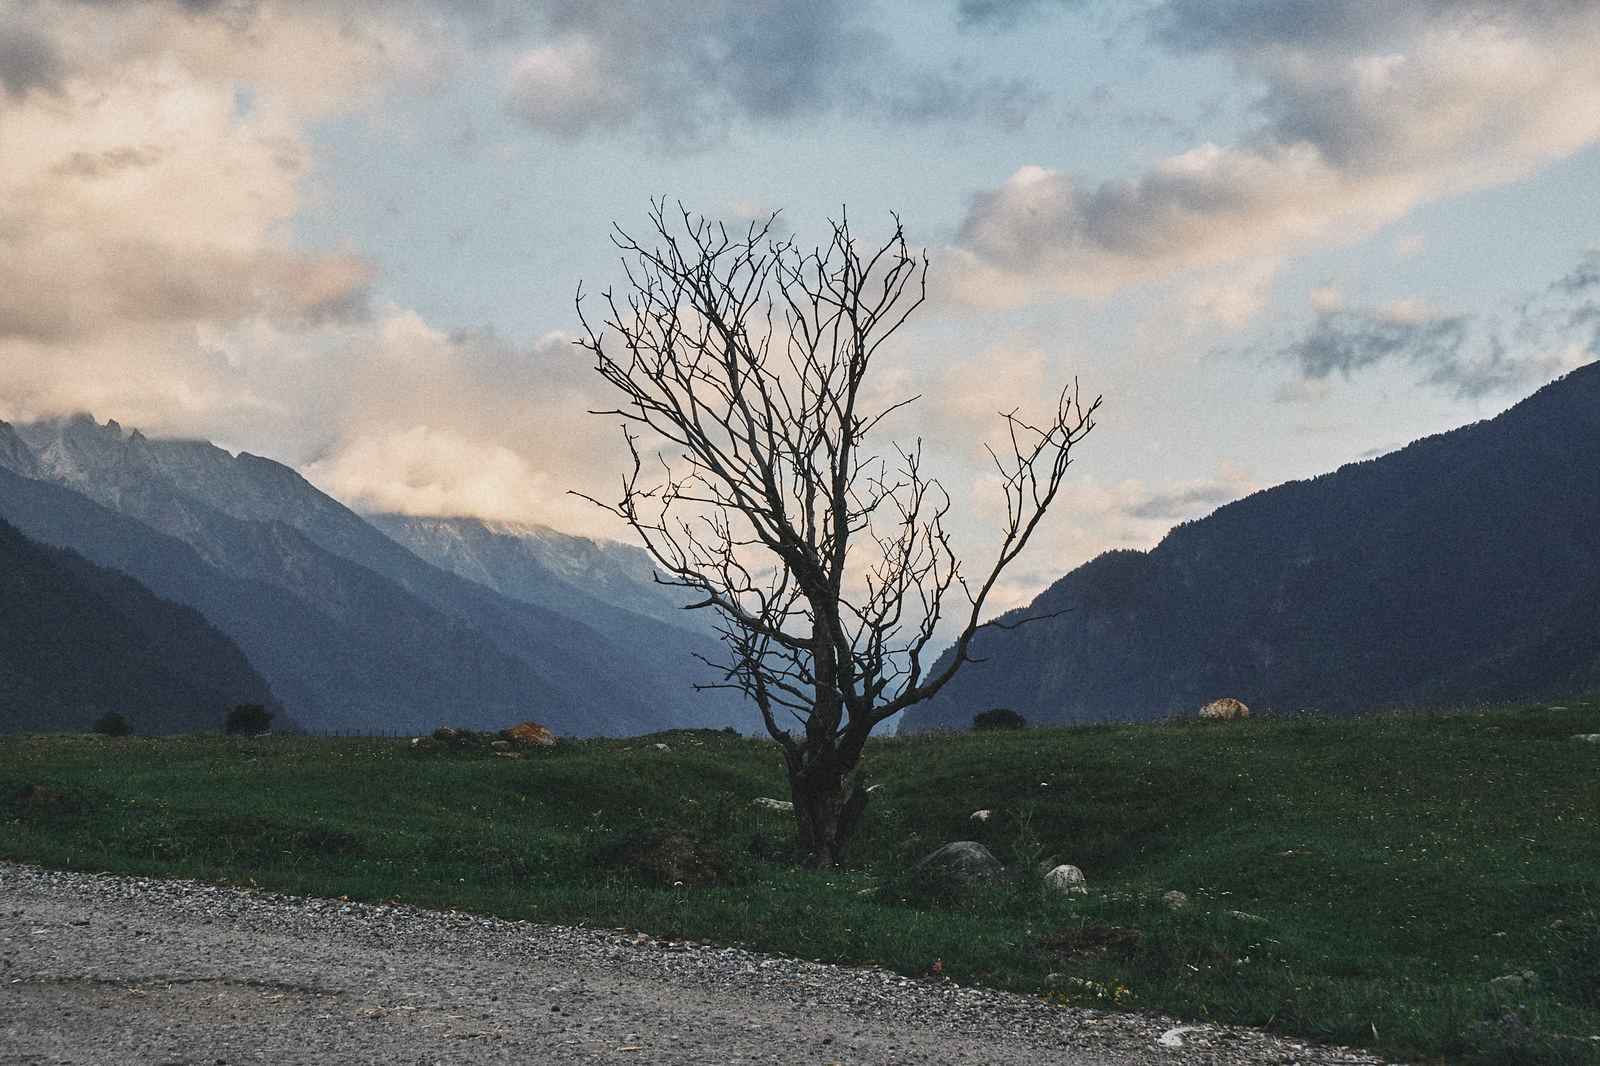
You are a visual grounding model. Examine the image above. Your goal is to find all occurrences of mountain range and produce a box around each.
[5,360,1597,739]
[0,415,760,737]
[899,360,1600,731]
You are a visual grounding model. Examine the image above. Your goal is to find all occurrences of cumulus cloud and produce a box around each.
[0,0,636,538]
[297,315,628,532]
[0,1,442,353]
[949,0,1600,303]
[500,0,1039,141]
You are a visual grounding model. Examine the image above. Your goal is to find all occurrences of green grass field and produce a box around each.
[5,699,1599,1065]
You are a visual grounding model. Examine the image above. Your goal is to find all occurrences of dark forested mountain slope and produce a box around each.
[900,361,1600,731]
[0,516,280,735]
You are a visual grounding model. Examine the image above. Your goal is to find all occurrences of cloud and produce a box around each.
[501,1,869,139]
[502,34,634,135]
[973,462,1260,614]
[500,0,1041,141]
[1151,0,1585,54]
[949,1,1600,303]
[1276,256,1600,399]
[0,1,453,351]
[1125,464,1257,520]
[303,426,562,524]
[0,21,63,99]
[241,312,630,535]
[956,0,1086,30]
[0,0,634,537]
[1552,248,1600,297]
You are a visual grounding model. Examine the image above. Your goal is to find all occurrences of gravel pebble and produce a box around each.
[0,862,1398,1065]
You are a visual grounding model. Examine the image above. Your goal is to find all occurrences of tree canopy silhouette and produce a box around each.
[579,203,1097,866]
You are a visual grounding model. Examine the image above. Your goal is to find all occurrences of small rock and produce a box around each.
[751,797,793,811]
[653,742,670,751]
[913,841,1004,882]
[1043,864,1088,896]
[1162,890,1189,910]
[1159,1026,1207,1048]
[1489,970,1537,989]
[970,809,993,822]
[1572,734,1600,743]
[1226,910,1268,923]
[498,722,556,747]
[1198,698,1250,720]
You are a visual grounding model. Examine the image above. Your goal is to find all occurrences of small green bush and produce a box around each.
[92,711,134,737]
[972,707,1028,731]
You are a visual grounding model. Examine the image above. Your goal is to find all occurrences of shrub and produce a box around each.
[92,711,134,737]
[972,708,1028,732]
[225,703,274,736]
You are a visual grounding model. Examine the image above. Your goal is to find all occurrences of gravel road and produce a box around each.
[0,863,1393,1065]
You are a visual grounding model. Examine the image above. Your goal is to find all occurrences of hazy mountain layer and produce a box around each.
[365,514,713,638]
[0,417,760,736]
[900,361,1600,731]
[0,516,281,735]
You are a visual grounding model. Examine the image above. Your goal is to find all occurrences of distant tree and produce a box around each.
[972,708,1028,731]
[578,203,1097,867]
[225,703,274,736]
[92,710,134,737]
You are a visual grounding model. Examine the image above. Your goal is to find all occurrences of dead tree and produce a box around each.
[578,203,1097,868]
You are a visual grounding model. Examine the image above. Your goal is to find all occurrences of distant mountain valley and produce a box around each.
[0,415,760,737]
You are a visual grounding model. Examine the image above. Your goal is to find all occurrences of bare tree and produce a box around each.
[578,203,1097,868]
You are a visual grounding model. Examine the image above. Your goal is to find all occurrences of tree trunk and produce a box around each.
[784,741,870,868]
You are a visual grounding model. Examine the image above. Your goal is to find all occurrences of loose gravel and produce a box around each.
[0,863,1396,1065]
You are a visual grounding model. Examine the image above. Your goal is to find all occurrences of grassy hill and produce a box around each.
[4,699,1598,1064]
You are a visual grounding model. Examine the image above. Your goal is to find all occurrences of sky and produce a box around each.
[3,0,1599,614]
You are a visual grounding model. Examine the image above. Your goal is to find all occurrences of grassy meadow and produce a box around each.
[4,699,1599,1065]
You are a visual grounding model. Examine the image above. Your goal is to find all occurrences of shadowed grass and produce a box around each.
[4,700,1599,1065]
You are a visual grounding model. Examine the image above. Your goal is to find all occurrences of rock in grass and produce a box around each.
[970,809,993,822]
[1162,890,1189,910]
[1489,970,1537,989]
[751,797,793,811]
[1043,864,1088,896]
[499,722,556,747]
[914,841,1004,882]
[1198,698,1250,719]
